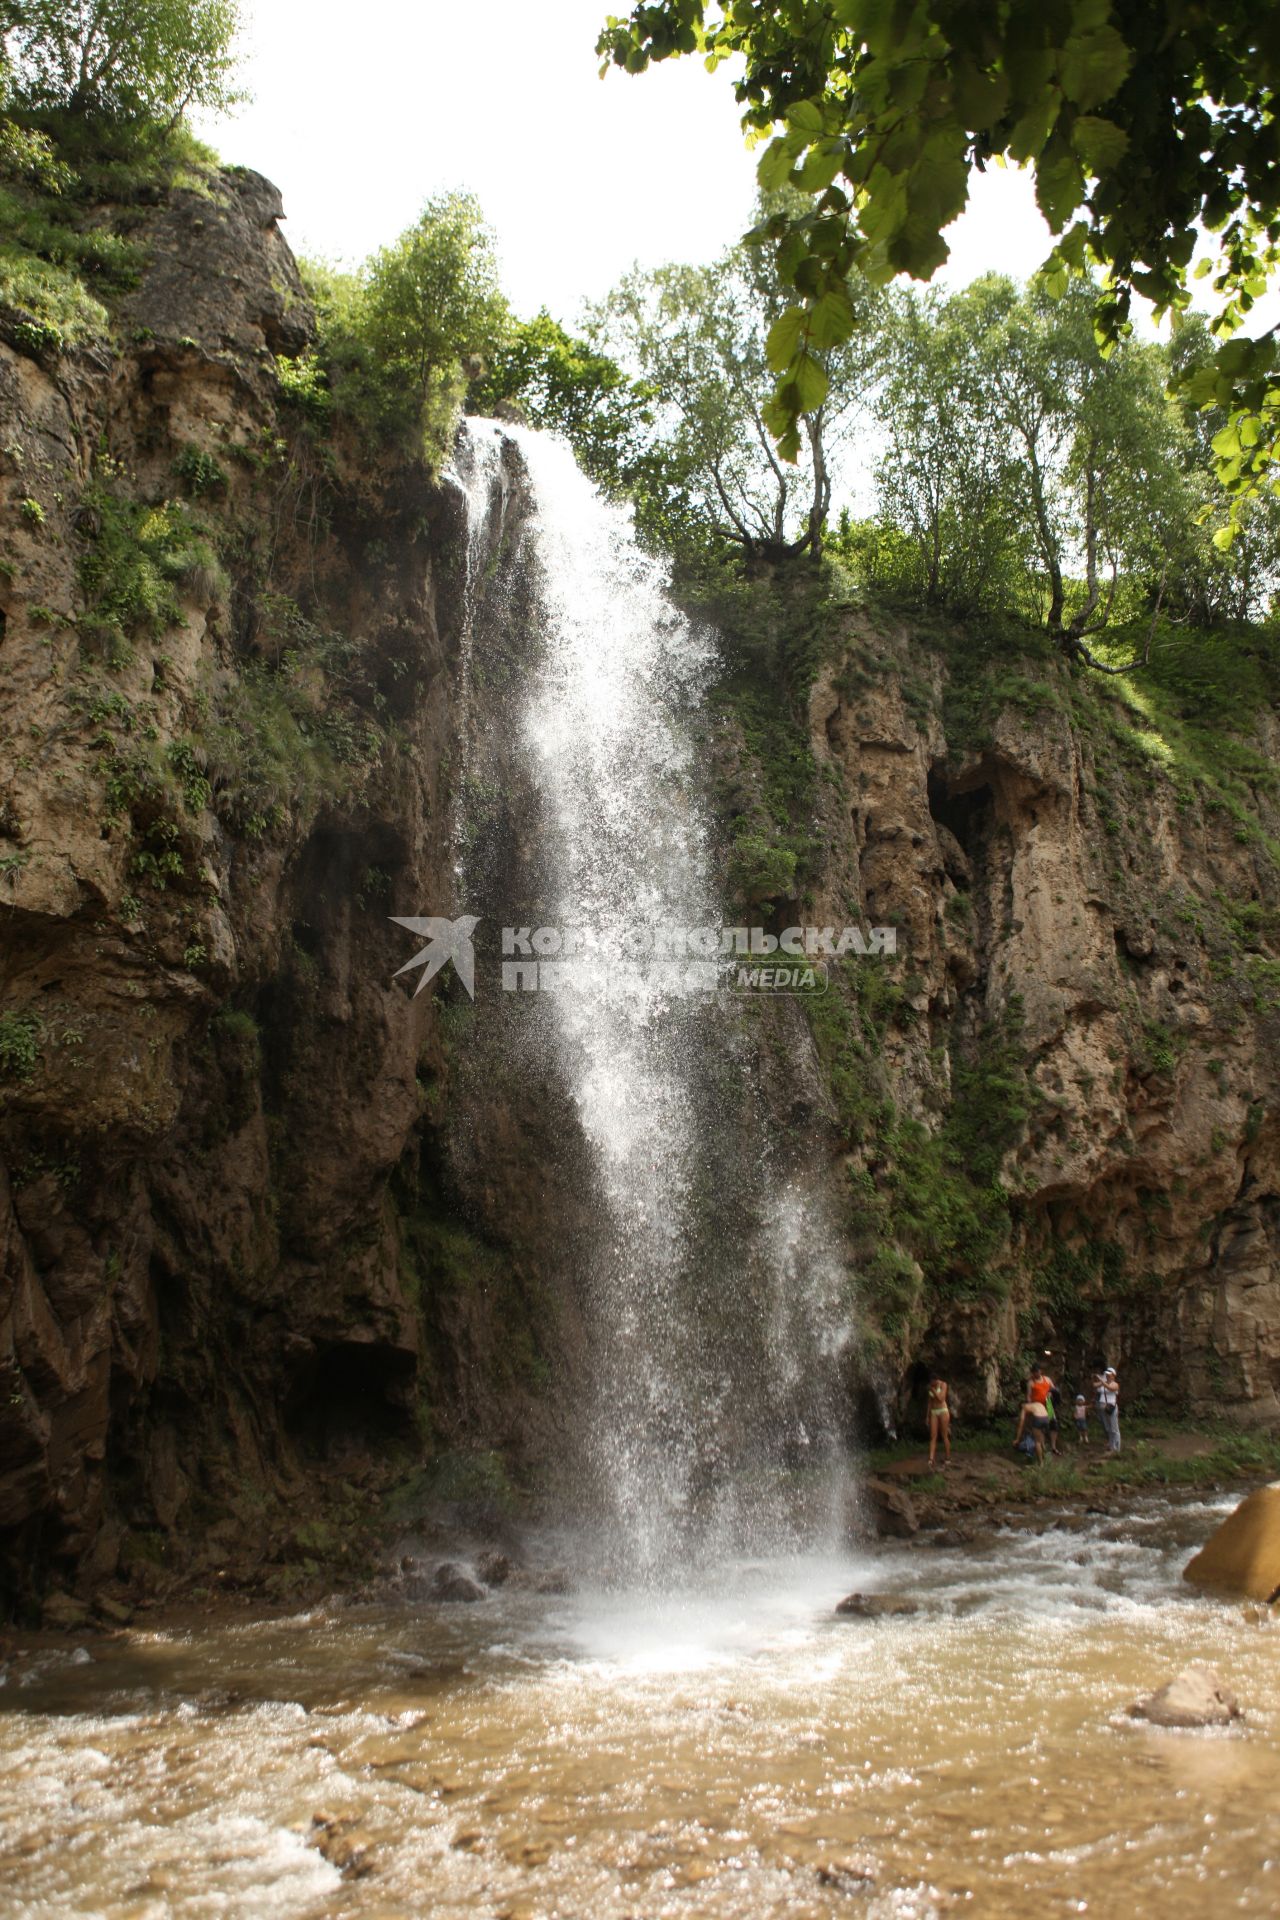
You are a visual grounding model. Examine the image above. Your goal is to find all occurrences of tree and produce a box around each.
[3,0,241,123]
[860,274,1196,657]
[871,280,1028,613]
[978,277,1189,651]
[598,1,1280,517]
[594,225,881,560]
[469,310,655,497]
[308,194,510,466]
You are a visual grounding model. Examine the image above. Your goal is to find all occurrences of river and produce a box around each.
[2,1492,1274,1917]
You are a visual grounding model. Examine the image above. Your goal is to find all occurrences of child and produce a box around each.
[1074,1393,1088,1445]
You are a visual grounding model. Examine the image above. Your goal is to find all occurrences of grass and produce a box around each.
[870,1417,1280,1495]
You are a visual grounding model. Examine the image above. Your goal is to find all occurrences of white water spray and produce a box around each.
[457,420,853,1582]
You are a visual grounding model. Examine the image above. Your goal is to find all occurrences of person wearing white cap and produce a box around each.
[1093,1367,1121,1452]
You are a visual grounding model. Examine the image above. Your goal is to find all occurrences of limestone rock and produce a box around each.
[1183,1484,1280,1603]
[1130,1666,1241,1729]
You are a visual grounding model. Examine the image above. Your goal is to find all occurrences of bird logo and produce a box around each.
[389,915,480,999]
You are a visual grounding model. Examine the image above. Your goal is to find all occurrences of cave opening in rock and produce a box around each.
[284,1341,417,1458]
[927,767,993,867]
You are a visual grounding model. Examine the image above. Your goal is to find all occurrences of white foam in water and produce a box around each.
[541,1552,871,1673]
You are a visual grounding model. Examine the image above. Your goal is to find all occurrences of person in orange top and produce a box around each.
[1027,1364,1061,1456]
[926,1376,951,1469]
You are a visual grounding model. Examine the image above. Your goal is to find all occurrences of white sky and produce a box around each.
[197,0,1063,322]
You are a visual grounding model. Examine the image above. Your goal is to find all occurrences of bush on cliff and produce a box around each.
[302,194,509,472]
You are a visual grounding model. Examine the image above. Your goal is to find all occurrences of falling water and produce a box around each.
[457,421,853,1583]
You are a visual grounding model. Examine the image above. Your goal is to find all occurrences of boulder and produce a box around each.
[1130,1666,1241,1729]
[430,1561,487,1603]
[1183,1483,1280,1602]
[42,1592,90,1631]
[865,1477,919,1539]
[476,1549,513,1588]
[835,1591,919,1619]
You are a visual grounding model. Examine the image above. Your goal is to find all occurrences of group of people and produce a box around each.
[924,1362,1121,1469]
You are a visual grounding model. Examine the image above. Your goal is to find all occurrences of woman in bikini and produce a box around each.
[926,1376,951,1469]
[1014,1392,1051,1464]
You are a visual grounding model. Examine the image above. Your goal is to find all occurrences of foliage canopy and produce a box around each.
[598,1,1280,513]
[2,0,242,123]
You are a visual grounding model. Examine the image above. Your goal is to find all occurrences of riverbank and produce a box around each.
[866,1417,1280,1543]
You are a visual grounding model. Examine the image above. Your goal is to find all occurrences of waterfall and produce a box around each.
[455,420,854,1585]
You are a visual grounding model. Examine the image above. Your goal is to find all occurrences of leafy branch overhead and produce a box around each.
[598,0,1280,511]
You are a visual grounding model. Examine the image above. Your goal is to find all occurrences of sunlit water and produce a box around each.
[3,1496,1275,1917]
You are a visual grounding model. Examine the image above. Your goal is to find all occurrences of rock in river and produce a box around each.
[835,1592,919,1619]
[1183,1482,1280,1603]
[1130,1667,1241,1729]
[431,1562,487,1603]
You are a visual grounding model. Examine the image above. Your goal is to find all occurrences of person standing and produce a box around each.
[1094,1367,1121,1452]
[1073,1394,1089,1445]
[1014,1393,1050,1464]
[1028,1364,1062,1456]
[926,1375,951,1469]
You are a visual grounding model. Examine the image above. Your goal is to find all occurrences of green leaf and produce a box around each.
[1059,25,1132,110]
[776,230,809,282]
[1008,90,1061,163]
[1211,525,1236,551]
[765,306,807,373]
[757,136,797,192]
[785,99,824,135]
[1035,142,1084,229]
[791,349,829,413]
[799,138,846,192]
[807,284,856,349]
[1069,114,1129,174]
[775,423,802,464]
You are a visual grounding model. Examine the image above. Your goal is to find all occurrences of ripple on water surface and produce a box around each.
[0,1497,1276,1918]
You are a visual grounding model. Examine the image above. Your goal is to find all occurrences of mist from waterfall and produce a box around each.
[456,419,854,1584]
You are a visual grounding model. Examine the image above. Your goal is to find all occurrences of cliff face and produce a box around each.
[0,168,563,1611]
[799,615,1280,1429]
[2,171,1277,1612]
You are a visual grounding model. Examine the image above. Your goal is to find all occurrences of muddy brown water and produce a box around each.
[1,1494,1276,1917]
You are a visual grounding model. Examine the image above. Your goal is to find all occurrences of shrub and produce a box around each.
[0,1010,42,1081]
[173,444,227,498]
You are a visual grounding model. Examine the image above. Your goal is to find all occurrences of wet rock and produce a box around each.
[309,1812,376,1878]
[42,1592,91,1630]
[431,1562,487,1603]
[1183,1483,1280,1603]
[1130,1666,1241,1728]
[477,1549,513,1588]
[866,1477,919,1538]
[92,1592,135,1627]
[835,1591,919,1619]
[817,1855,878,1893]
[924,1527,972,1549]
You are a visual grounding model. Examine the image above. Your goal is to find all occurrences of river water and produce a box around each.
[2,1493,1275,1917]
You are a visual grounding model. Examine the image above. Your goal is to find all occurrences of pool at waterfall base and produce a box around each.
[1,1492,1276,1918]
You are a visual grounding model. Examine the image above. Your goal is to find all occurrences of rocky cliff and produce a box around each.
[792,609,1280,1431]
[2,166,1277,1616]
[0,166,568,1615]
